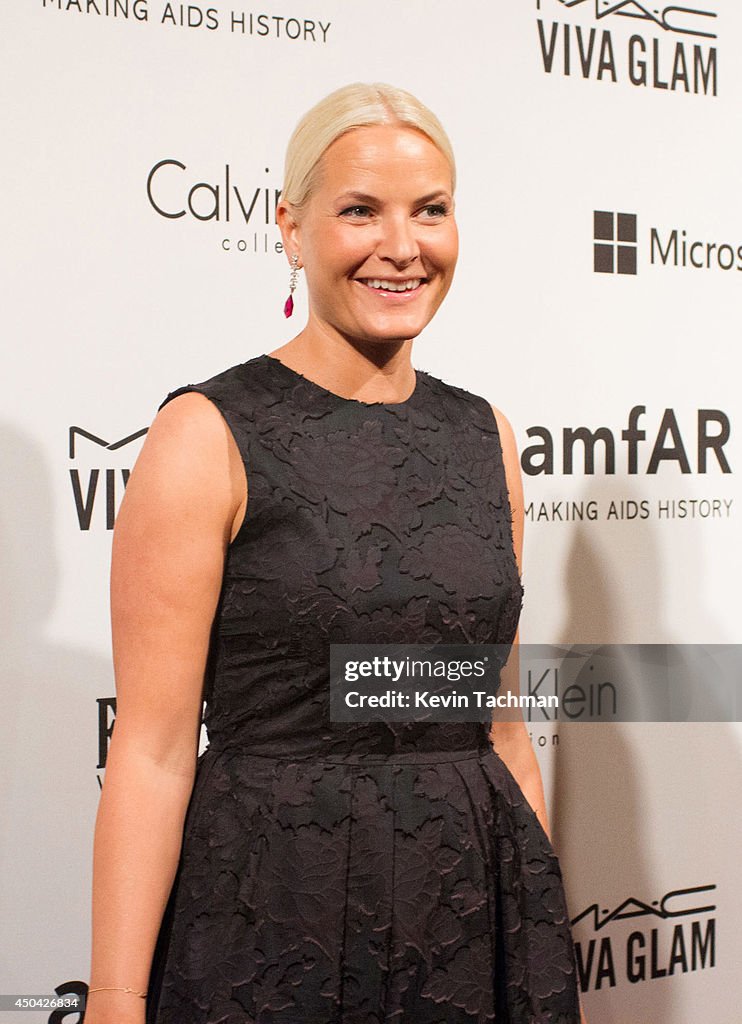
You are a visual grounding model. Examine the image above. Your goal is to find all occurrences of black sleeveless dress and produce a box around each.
[145,353,581,1024]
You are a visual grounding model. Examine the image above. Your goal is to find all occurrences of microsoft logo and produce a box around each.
[594,210,638,275]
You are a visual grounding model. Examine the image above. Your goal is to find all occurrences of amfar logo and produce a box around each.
[594,210,742,274]
[522,405,732,476]
[69,426,147,531]
[536,0,718,95]
[572,883,716,991]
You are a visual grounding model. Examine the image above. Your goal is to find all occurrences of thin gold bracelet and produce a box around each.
[87,986,147,998]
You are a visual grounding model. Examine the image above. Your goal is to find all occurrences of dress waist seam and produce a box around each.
[203,743,493,766]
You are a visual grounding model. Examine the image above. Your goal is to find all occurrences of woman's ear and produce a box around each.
[276,200,302,266]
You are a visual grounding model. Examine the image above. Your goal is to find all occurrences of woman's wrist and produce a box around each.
[83,986,147,1024]
[88,985,146,998]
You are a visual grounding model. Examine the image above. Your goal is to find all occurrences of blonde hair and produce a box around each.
[281,82,456,212]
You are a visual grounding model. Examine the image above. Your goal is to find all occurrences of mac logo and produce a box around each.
[69,426,147,531]
[549,0,718,39]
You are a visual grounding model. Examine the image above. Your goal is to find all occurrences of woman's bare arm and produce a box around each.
[486,405,551,835]
[85,391,246,1023]
[489,403,588,1024]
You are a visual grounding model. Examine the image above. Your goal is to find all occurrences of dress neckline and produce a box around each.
[260,352,421,408]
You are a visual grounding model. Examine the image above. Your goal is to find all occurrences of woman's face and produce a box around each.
[279,123,458,348]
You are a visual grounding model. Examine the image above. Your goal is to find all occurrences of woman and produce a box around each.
[86,83,585,1024]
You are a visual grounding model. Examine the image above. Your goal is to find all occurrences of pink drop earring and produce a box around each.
[284,253,300,318]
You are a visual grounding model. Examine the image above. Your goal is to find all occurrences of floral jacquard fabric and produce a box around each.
[145,354,581,1024]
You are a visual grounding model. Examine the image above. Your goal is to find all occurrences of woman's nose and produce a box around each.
[376,214,420,268]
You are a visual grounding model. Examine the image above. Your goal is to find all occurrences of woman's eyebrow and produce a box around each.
[335,191,378,205]
[335,189,451,204]
[415,190,452,204]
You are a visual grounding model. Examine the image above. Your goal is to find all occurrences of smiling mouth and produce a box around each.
[355,277,426,293]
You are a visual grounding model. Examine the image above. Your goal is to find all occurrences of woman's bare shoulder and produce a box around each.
[148,389,230,451]
[118,390,245,541]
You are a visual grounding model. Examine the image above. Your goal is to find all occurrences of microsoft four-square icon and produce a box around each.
[594,211,638,275]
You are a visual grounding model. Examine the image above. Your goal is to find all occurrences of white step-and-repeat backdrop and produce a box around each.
[2,2,740,1022]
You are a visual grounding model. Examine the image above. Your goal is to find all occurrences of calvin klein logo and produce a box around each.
[594,210,637,274]
[147,160,281,225]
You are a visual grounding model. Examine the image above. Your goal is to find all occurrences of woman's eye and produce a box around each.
[339,202,449,220]
[340,205,372,218]
[420,203,449,219]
